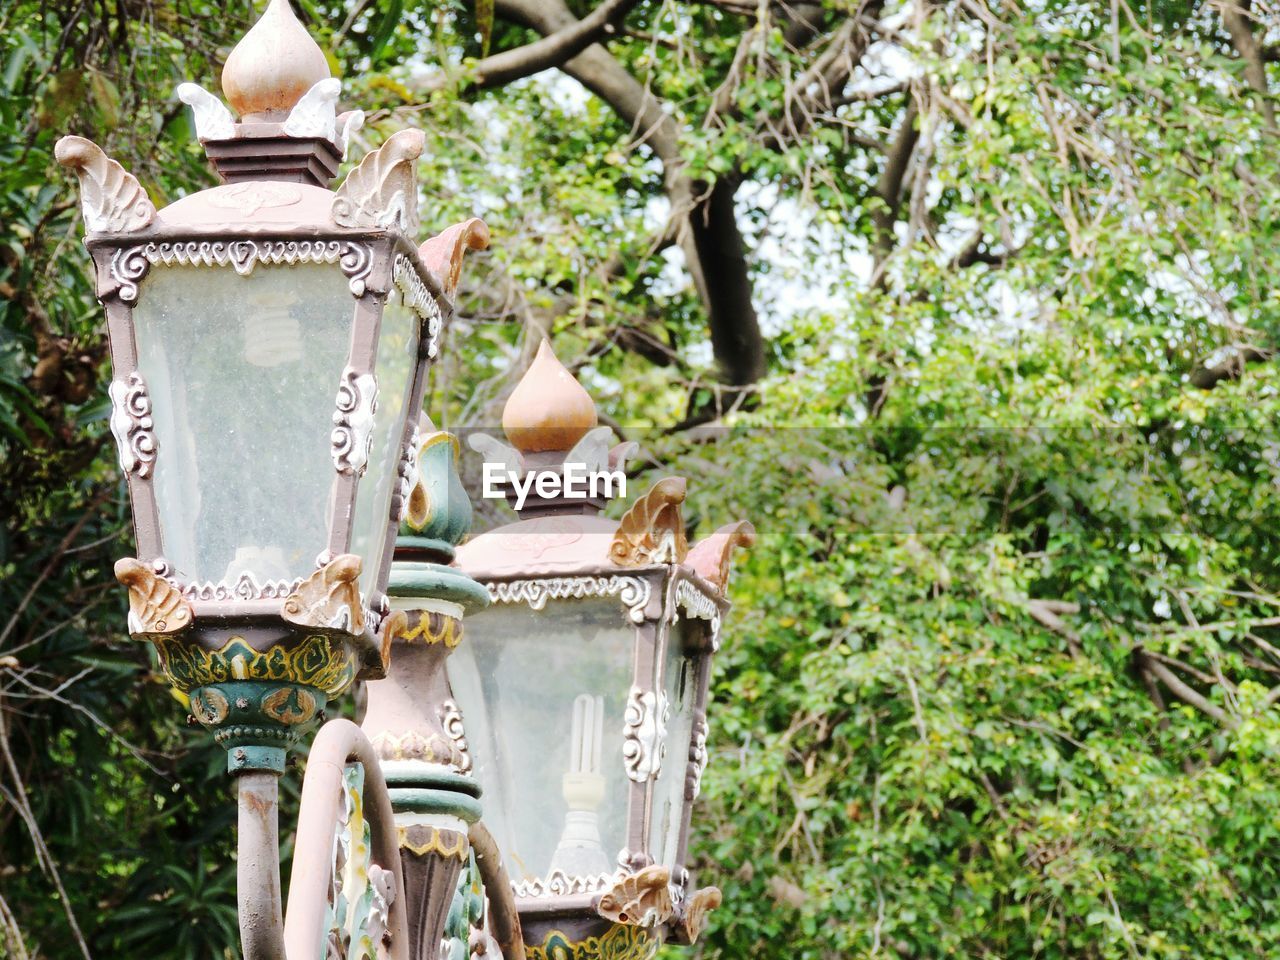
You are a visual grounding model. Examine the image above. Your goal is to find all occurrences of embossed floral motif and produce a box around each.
[512,870,622,899]
[325,763,396,960]
[177,572,302,602]
[685,717,709,801]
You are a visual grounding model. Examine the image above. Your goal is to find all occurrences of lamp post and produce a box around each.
[452,343,755,960]
[56,2,751,958]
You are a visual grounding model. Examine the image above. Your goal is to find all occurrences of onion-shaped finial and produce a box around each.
[221,0,332,122]
[502,341,598,455]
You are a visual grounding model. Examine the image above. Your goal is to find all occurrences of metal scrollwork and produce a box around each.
[175,572,303,602]
[107,372,157,477]
[108,239,376,302]
[392,425,420,525]
[438,699,472,774]
[332,367,379,476]
[326,763,397,960]
[685,717,708,802]
[622,687,668,783]
[487,576,651,624]
[512,870,621,899]
[392,254,444,359]
[674,580,722,649]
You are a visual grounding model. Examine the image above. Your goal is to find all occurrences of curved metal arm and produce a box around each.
[468,821,524,960]
[284,719,410,960]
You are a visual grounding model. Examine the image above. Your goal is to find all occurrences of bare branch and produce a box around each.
[1136,650,1231,725]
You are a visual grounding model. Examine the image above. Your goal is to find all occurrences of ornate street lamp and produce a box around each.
[451,343,755,959]
[56,1,490,956]
[56,4,752,959]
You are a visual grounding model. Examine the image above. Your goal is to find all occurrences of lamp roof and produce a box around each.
[221,0,332,122]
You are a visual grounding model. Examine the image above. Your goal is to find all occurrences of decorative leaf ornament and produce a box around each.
[282,77,341,141]
[609,477,689,565]
[175,83,236,141]
[685,520,756,589]
[54,136,156,233]
[114,558,194,636]
[418,217,490,297]
[282,554,365,634]
[679,886,722,944]
[331,128,425,233]
[594,865,674,927]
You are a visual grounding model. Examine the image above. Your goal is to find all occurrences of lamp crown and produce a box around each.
[221,0,331,122]
[502,341,598,455]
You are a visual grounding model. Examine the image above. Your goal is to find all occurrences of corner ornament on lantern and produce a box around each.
[450,342,755,958]
[55,0,488,780]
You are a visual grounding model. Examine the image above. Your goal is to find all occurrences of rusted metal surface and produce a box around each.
[237,772,288,960]
[468,822,524,960]
[284,719,408,960]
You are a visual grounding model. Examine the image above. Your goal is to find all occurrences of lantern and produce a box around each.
[55,0,489,776]
[449,343,754,958]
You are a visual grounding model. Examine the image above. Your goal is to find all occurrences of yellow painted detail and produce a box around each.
[525,925,658,960]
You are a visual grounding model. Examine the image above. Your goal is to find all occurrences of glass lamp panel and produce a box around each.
[447,597,635,886]
[132,263,353,588]
[348,291,420,598]
[649,618,699,871]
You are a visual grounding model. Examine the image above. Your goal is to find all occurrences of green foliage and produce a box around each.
[3,0,1280,958]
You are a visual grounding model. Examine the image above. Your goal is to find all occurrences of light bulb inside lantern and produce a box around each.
[548,693,609,877]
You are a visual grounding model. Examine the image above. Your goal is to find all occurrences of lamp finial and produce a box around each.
[221,0,331,122]
[502,340,598,455]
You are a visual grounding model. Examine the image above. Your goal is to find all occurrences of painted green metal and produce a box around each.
[189,679,323,774]
[380,763,482,796]
[386,787,483,823]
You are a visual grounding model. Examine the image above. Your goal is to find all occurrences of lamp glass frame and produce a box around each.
[450,565,727,910]
[85,226,445,626]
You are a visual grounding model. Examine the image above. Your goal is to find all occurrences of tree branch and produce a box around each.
[1189,344,1273,389]
[415,0,642,93]
[1216,0,1275,130]
[493,0,766,386]
[1136,649,1230,725]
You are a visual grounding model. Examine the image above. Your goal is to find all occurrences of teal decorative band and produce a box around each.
[380,763,482,797]
[387,560,491,612]
[388,787,482,823]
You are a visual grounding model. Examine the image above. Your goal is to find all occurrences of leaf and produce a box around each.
[369,0,404,62]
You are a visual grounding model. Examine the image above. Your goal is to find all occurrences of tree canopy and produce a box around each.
[3,0,1280,957]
